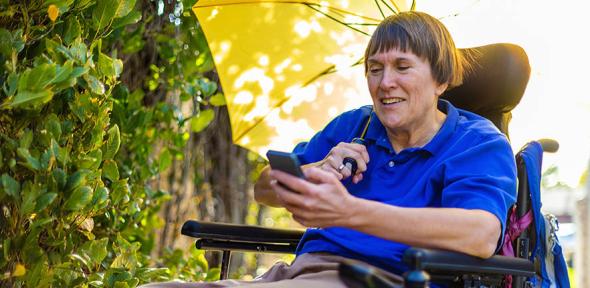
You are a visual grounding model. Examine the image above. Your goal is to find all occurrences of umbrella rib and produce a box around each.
[303,3,370,36]
[379,0,398,14]
[374,0,386,19]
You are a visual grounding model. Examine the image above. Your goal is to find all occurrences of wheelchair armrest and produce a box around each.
[181,220,304,253]
[403,247,535,277]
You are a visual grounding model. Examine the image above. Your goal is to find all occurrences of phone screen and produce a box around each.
[266,150,306,179]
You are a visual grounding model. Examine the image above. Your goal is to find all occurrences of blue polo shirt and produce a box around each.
[292,99,517,275]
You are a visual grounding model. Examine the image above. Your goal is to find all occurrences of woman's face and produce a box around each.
[366,48,447,136]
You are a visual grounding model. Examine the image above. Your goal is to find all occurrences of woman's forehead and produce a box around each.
[368,48,421,62]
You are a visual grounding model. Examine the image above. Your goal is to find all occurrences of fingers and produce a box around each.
[345,142,370,163]
[318,158,344,180]
[321,142,369,180]
[270,170,316,197]
[269,173,306,206]
[271,168,353,228]
[352,173,363,184]
[304,167,340,185]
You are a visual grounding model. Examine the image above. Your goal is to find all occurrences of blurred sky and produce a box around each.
[415,0,590,187]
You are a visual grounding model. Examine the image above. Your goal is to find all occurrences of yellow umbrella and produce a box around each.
[192,0,411,156]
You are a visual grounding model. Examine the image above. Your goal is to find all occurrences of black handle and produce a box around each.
[342,138,366,176]
[537,138,559,153]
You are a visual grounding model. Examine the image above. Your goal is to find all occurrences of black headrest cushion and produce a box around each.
[441,43,531,136]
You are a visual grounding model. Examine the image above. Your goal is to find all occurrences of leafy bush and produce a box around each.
[0,1,215,286]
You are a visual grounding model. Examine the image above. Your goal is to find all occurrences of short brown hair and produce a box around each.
[364,11,467,88]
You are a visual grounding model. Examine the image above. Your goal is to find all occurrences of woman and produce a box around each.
[145,11,516,288]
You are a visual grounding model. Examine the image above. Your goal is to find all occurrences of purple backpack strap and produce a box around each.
[501,207,534,257]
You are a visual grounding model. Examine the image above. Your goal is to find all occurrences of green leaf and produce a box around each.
[111,253,135,270]
[198,80,217,97]
[110,179,129,205]
[104,269,133,288]
[114,0,136,18]
[1,174,20,198]
[135,267,169,282]
[5,73,18,97]
[190,109,215,133]
[83,74,105,95]
[46,115,62,140]
[64,185,93,211]
[69,253,90,269]
[11,28,24,54]
[102,159,119,181]
[53,60,74,84]
[19,129,33,148]
[112,10,141,29]
[78,149,103,170]
[81,238,108,266]
[209,93,226,106]
[18,63,57,91]
[70,66,89,78]
[52,168,67,190]
[158,149,172,172]
[69,92,91,122]
[21,182,45,216]
[0,28,12,57]
[205,268,221,282]
[97,53,122,77]
[53,60,77,91]
[52,139,69,166]
[17,148,41,171]
[40,149,55,171]
[92,0,119,30]
[7,90,54,109]
[63,17,81,45]
[70,42,88,63]
[195,252,208,271]
[91,186,109,208]
[35,192,57,212]
[103,125,120,159]
[65,170,89,193]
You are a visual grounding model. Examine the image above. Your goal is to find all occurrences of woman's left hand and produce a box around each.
[269,167,359,228]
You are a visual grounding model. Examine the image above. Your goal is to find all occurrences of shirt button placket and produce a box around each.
[388,160,395,168]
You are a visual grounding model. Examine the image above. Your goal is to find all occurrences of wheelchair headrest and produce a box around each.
[441,43,531,138]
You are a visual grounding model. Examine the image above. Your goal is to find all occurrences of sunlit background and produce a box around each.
[419,0,590,189]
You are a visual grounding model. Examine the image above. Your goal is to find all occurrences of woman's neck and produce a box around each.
[387,109,446,153]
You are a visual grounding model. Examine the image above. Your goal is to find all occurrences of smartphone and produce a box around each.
[266,150,306,179]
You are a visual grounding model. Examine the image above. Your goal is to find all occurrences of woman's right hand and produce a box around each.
[309,142,369,184]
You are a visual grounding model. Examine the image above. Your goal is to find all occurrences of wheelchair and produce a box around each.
[181,43,558,288]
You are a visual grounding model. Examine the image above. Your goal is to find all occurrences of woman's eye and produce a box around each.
[398,66,409,71]
[370,68,382,73]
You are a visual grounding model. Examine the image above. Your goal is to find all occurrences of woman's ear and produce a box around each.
[435,82,449,96]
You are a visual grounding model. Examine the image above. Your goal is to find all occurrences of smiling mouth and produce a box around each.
[381,98,405,105]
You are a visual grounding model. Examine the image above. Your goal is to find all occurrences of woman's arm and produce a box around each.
[270,167,501,258]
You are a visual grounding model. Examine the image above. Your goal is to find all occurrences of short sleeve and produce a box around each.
[441,134,517,248]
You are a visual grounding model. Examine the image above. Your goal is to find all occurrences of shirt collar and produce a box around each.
[362,99,459,155]
[421,99,459,155]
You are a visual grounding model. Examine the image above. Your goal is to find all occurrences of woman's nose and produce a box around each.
[379,69,398,90]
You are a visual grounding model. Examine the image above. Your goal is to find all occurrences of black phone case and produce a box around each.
[266,150,305,179]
